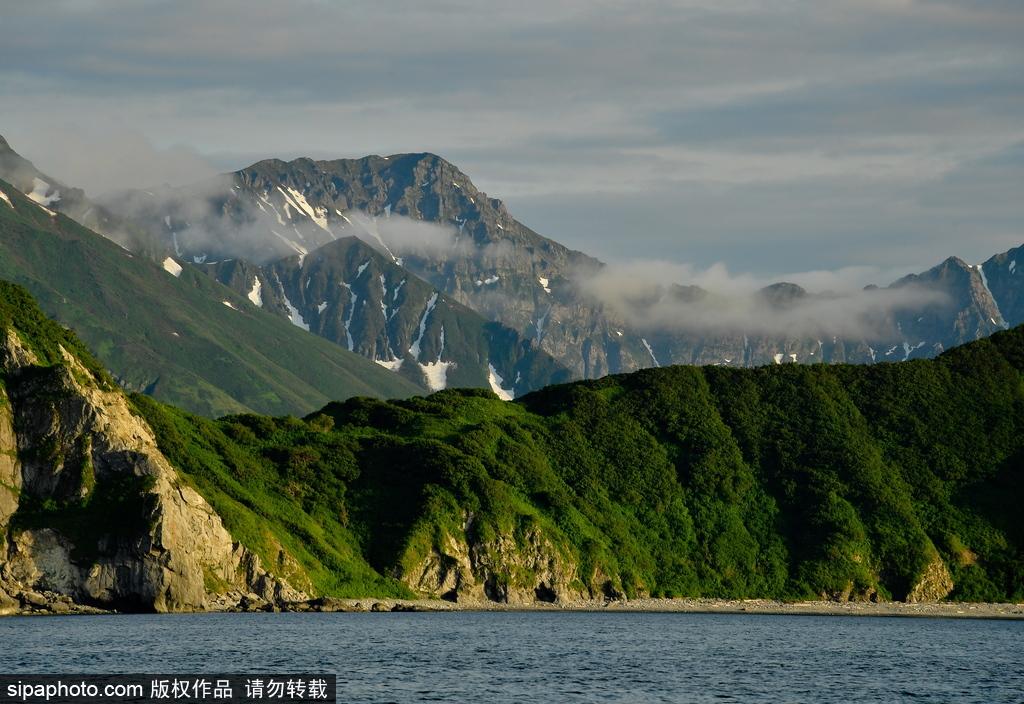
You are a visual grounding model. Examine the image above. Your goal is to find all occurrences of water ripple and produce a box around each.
[1,612,1022,703]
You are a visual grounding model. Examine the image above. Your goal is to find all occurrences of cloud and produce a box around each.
[574,258,949,339]
[5,127,218,198]
[96,174,292,262]
[347,212,467,258]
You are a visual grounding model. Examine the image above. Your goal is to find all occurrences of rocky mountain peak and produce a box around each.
[759,282,808,307]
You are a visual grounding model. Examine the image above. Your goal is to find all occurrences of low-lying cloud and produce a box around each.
[575,259,950,340]
[346,211,468,258]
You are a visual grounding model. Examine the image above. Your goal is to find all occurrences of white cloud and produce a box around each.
[575,258,949,338]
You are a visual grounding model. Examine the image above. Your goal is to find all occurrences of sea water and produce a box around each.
[1,612,1021,702]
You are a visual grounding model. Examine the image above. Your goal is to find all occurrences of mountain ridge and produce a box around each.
[0,174,422,417]
[97,147,1021,379]
[2,133,1021,399]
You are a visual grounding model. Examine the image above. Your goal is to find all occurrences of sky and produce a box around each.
[2,0,1022,282]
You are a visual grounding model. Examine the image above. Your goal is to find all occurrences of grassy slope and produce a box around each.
[136,325,1024,602]
[0,179,421,417]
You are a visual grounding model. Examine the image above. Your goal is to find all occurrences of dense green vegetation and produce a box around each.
[0,280,111,386]
[0,179,421,417]
[134,325,1024,602]
[2,273,1019,603]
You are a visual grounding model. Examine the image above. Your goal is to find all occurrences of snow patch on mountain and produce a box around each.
[419,325,451,391]
[375,357,404,372]
[538,276,551,294]
[28,178,60,206]
[535,307,551,343]
[487,364,515,401]
[0,191,13,209]
[902,341,925,360]
[641,338,660,367]
[282,293,309,331]
[420,360,451,391]
[222,300,239,310]
[259,194,286,226]
[269,230,308,259]
[340,281,357,351]
[284,186,331,233]
[162,257,183,277]
[247,278,263,307]
[409,292,439,360]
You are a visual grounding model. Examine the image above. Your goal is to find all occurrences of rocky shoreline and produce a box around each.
[5,590,1023,619]
[280,596,1024,619]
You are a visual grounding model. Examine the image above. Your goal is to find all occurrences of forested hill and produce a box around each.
[137,324,1024,605]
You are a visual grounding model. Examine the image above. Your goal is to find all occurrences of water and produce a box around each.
[1,612,1022,703]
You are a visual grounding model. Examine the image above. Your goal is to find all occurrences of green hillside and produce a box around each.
[135,323,1024,603]
[0,179,421,417]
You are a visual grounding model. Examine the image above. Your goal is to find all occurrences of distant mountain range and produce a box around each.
[0,166,420,417]
[1,134,1022,408]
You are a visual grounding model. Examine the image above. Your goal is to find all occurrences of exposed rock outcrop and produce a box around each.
[401,516,590,605]
[0,329,306,613]
[906,549,954,603]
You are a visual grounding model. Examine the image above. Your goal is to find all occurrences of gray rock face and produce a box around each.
[0,328,305,613]
[401,514,591,605]
[982,244,1024,329]
[203,237,571,397]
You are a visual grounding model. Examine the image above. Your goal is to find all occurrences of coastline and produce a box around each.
[288,596,1024,620]
[5,592,1024,619]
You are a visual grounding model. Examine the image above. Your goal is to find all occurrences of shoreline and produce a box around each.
[6,595,1024,620]
[296,596,1024,620]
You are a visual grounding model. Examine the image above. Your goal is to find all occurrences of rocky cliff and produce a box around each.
[398,512,597,605]
[0,284,305,613]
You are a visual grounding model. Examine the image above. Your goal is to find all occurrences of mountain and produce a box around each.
[0,138,567,398]
[97,152,630,378]
[0,176,421,417]
[3,135,1019,386]
[5,280,1021,611]
[121,319,1024,605]
[100,150,1022,380]
[202,236,570,396]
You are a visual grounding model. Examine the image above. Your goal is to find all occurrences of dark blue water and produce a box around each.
[1,612,1022,703]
